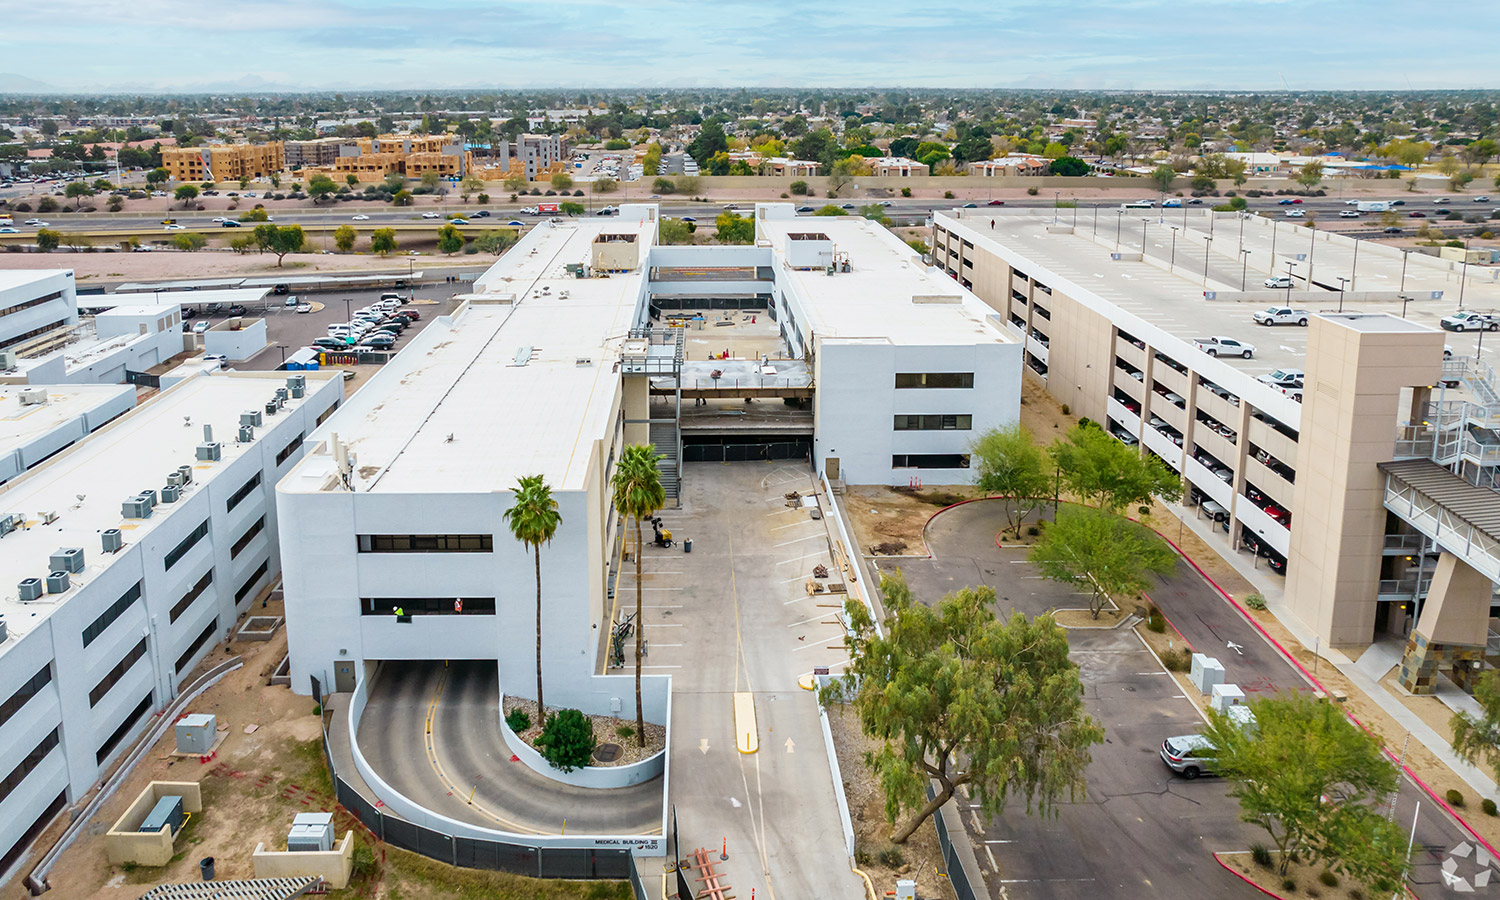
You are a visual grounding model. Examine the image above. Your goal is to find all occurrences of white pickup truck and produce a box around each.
[1192,336,1256,358]
[1252,307,1311,326]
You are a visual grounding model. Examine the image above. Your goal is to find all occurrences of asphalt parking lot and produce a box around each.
[185,283,469,371]
[875,499,1495,899]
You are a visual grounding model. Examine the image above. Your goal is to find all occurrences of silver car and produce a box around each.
[1160,734,1216,779]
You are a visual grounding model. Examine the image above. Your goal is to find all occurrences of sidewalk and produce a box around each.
[1162,499,1500,804]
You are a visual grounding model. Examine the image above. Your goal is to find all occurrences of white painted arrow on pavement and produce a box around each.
[699,738,709,754]
[785,738,795,754]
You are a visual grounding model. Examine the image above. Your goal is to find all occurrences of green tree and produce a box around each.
[269,172,281,189]
[64,181,94,209]
[591,178,618,195]
[789,180,809,195]
[504,173,528,194]
[504,475,563,722]
[475,229,517,255]
[477,192,490,204]
[610,444,665,748]
[1296,160,1325,189]
[1149,164,1176,194]
[813,204,847,216]
[333,224,357,252]
[534,708,596,773]
[34,228,61,252]
[228,235,254,254]
[345,173,359,188]
[172,231,207,252]
[550,172,573,191]
[714,210,755,244]
[1464,139,1497,168]
[370,227,398,256]
[436,223,464,254]
[238,207,269,222]
[1029,507,1175,618]
[382,173,406,194]
[971,424,1051,537]
[659,218,695,244]
[1049,156,1090,177]
[827,157,861,197]
[1438,153,1461,177]
[1050,422,1180,512]
[687,121,728,165]
[914,141,952,169]
[1451,669,1500,782]
[651,176,676,194]
[1190,174,1216,191]
[419,170,441,191]
[252,223,305,266]
[1203,693,1408,890]
[106,194,124,212]
[391,189,413,207]
[174,184,199,208]
[823,571,1103,843]
[145,167,169,189]
[559,201,585,217]
[306,174,339,204]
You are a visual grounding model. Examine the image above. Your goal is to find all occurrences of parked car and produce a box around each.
[360,334,397,349]
[227,304,247,317]
[396,308,421,320]
[192,321,211,334]
[312,337,351,350]
[295,303,312,314]
[1257,368,1305,390]
[1161,735,1216,779]
[1193,336,1255,358]
[1263,276,1294,289]
[201,354,228,369]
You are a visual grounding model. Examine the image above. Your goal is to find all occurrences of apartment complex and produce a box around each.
[0,271,78,355]
[516,133,565,180]
[0,371,342,876]
[160,142,284,183]
[933,208,1500,682]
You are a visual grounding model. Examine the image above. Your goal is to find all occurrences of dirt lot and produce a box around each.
[823,701,948,899]
[0,247,480,283]
[5,588,625,900]
[842,484,974,557]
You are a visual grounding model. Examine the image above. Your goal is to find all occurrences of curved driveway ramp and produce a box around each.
[356,660,662,835]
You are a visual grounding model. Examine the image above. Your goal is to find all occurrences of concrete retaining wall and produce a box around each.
[104,782,203,866]
[498,697,668,789]
[253,831,354,889]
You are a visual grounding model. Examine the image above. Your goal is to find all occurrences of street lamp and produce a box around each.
[343,298,352,323]
[1458,239,1471,310]
[276,344,289,367]
[1141,217,1149,252]
[1168,225,1179,270]
[1349,237,1360,293]
[1240,248,1252,290]
[1336,277,1350,313]
[1053,190,1059,224]
[1270,218,1279,266]
[1203,235,1213,286]
[1115,208,1124,251]
[1399,249,1409,295]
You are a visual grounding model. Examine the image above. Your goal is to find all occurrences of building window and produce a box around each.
[0,318,71,351]
[175,618,219,675]
[361,597,497,616]
[169,569,214,624]
[892,454,972,469]
[315,402,338,426]
[226,472,262,512]
[82,581,142,647]
[275,432,306,467]
[163,520,209,571]
[89,637,149,708]
[0,290,65,320]
[0,664,52,731]
[894,372,974,390]
[356,534,494,553]
[234,560,269,604]
[0,728,60,807]
[0,790,64,876]
[96,692,152,765]
[893,414,973,431]
[230,516,266,559]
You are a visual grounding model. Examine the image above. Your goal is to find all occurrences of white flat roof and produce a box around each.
[0,372,337,639]
[760,216,1013,347]
[287,216,654,496]
[0,383,134,451]
[0,269,71,293]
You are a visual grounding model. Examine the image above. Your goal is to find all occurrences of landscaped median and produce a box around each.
[500,695,667,789]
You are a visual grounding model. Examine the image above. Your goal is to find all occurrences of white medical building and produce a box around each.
[0,371,341,875]
[0,270,78,355]
[279,203,1020,714]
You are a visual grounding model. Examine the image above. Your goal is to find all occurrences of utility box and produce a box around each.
[1226,704,1257,731]
[175,714,217,754]
[1211,683,1246,712]
[139,795,184,836]
[1189,653,1225,695]
[287,812,335,852]
[895,880,916,900]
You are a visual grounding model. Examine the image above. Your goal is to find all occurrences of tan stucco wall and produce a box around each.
[253,831,354,889]
[1417,554,1494,646]
[104,782,203,866]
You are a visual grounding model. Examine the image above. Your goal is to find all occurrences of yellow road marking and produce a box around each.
[734,692,758,754]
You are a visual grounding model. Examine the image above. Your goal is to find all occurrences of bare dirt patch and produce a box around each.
[0,248,479,283]
[842,484,974,557]
[1054,605,1125,628]
[824,702,948,897]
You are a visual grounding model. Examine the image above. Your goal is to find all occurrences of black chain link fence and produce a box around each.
[927,784,981,900]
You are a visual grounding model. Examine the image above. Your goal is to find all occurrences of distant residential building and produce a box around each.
[969,156,1049,177]
[161,142,284,183]
[765,158,821,177]
[517,134,565,180]
[869,157,929,177]
[282,138,347,169]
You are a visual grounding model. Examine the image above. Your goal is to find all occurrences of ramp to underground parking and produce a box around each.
[353,660,663,836]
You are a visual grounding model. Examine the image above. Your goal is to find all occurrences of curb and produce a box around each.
[1211,852,1286,899]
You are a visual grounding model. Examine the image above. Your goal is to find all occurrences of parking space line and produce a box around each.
[787,613,837,628]
[774,533,827,547]
[793,638,844,652]
[773,520,819,531]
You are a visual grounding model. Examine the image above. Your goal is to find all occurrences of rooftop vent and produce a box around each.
[101,528,123,554]
[18,578,43,602]
[575,357,593,367]
[50,547,84,574]
[18,388,48,406]
[196,441,221,462]
[177,465,193,485]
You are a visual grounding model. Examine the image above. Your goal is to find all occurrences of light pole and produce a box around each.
[1286,260,1300,297]
[1307,227,1317,287]
[343,298,352,324]
[1349,237,1360,293]
[1399,249,1409,295]
[1458,239,1471,310]
[1141,217,1149,252]
[1053,190,1059,224]
[1203,235,1213,286]
[1337,277,1350,313]
[1240,248,1252,290]
[276,344,289,367]
[1169,225,1179,270]
[1093,204,1099,237]
[1270,218,1279,268]
[1115,209,1124,251]
[1238,212,1246,251]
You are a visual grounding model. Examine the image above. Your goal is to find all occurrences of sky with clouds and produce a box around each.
[4,0,1497,93]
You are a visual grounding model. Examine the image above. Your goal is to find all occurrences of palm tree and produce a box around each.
[503,475,562,723]
[610,445,665,748]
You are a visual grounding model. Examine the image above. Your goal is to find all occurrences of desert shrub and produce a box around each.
[1026,186,1039,196]
[1161,648,1190,672]
[944,190,955,199]
[616,724,635,740]
[876,847,906,867]
[1251,843,1272,867]
[1447,788,1465,807]
[1146,607,1166,633]
[1319,870,1338,887]
[350,842,377,878]
[505,708,531,733]
[1484,798,1497,816]
[1245,594,1267,611]
[535,709,596,773]
[901,187,911,197]
[1282,878,1297,892]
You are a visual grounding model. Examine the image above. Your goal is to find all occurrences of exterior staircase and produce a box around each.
[650,422,680,502]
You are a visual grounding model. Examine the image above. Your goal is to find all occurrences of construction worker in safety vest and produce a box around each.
[393,605,404,620]
[454,598,463,614]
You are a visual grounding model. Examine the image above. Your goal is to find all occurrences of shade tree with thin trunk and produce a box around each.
[1028,506,1176,618]
[970,423,1051,538]
[1050,421,1180,512]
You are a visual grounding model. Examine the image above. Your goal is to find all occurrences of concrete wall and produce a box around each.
[499,694,668,789]
[0,270,77,351]
[0,384,135,485]
[253,831,354,889]
[205,318,268,361]
[104,781,202,866]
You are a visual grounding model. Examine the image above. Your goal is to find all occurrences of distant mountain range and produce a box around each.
[0,73,61,93]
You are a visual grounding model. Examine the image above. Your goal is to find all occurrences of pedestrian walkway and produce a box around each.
[1163,499,1500,804]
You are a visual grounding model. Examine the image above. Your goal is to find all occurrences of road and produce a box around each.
[879,499,1500,899]
[356,659,662,836]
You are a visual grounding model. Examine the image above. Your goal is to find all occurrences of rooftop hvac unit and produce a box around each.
[167,472,184,488]
[49,548,84,574]
[45,571,69,594]
[122,497,153,519]
[0,514,20,538]
[286,812,335,853]
[274,387,288,403]
[137,489,157,509]
[286,375,305,398]
[18,578,43,602]
[174,713,216,753]
[101,528,123,554]
[0,350,17,371]
[196,441,222,462]
[241,410,263,427]
[177,465,193,485]
[264,400,277,417]
[139,795,184,836]
[0,615,6,642]
[160,484,181,503]
[239,424,255,443]
[18,388,48,406]
[38,510,58,525]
